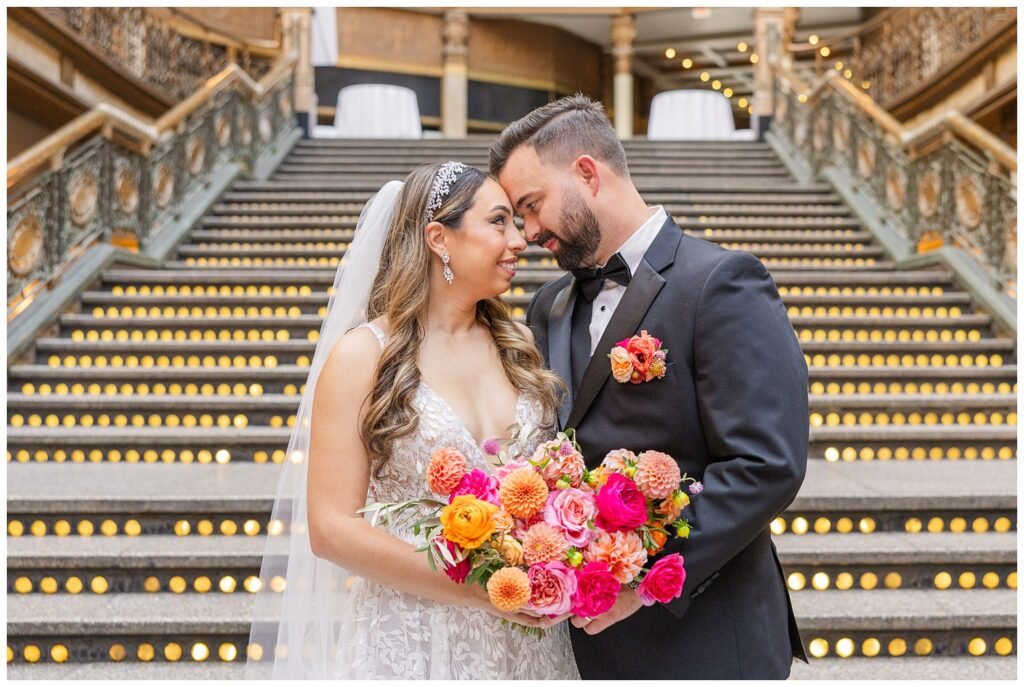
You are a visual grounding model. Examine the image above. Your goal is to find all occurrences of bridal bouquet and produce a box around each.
[363,427,701,635]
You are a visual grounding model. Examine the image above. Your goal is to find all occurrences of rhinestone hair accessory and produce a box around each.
[424,161,468,225]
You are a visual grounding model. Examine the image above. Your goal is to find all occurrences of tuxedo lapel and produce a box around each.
[564,220,683,430]
[547,280,575,428]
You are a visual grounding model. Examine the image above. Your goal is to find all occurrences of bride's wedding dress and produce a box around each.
[331,321,580,679]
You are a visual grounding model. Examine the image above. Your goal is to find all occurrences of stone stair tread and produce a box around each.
[5,663,246,680]
[790,657,1018,680]
[7,460,1015,514]
[773,532,1017,563]
[10,392,1015,412]
[808,393,1018,408]
[8,589,1014,635]
[790,589,1016,630]
[7,593,257,634]
[30,338,1014,354]
[8,424,1016,447]
[7,534,272,568]
[8,657,1018,681]
[8,532,1015,569]
[11,365,1017,381]
[809,425,1017,441]
[791,460,1015,509]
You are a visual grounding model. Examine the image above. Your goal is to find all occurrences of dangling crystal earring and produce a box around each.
[442,252,454,284]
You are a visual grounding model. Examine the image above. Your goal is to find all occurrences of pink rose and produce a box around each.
[437,537,471,584]
[543,488,598,548]
[449,469,500,505]
[594,473,649,533]
[636,553,686,606]
[494,457,529,482]
[524,561,578,617]
[512,511,546,540]
[571,561,620,617]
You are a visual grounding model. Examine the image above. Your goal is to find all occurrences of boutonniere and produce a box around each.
[608,330,668,384]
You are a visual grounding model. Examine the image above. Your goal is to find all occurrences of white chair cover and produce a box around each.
[647,89,753,141]
[314,84,422,139]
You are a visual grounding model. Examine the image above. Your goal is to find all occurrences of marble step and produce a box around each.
[6,460,1016,516]
[6,657,1018,680]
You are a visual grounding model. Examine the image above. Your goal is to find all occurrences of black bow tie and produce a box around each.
[570,252,632,302]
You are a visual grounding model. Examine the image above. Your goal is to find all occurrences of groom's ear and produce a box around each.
[573,155,601,197]
[423,221,448,257]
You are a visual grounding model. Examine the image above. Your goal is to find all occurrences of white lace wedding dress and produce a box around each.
[331,322,580,679]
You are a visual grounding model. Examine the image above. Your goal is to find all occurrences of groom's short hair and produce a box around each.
[489,94,629,178]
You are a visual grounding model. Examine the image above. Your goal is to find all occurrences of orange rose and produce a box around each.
[608,346,634,383]
[440,495,498,549]
[497,537,524,566]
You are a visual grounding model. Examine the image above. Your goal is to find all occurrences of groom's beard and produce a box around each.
[543,188,603,271]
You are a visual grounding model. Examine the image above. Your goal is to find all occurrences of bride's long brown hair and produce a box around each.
[361,163,566,475]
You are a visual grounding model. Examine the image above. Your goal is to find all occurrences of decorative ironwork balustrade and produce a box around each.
[42,7,276,101]
[7,57,299,307]
[856,7,1016,109]
[770,62,1016,299]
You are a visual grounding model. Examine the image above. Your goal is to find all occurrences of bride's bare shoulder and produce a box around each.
[320,322,384,387]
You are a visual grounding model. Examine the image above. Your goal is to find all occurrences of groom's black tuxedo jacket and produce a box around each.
[528,217,809,679]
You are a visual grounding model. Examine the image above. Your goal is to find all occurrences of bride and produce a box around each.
[246,162,580,679]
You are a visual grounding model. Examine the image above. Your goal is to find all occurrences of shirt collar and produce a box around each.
[610,206,667,276]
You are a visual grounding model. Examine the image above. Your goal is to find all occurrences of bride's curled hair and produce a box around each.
[362,163,566,475]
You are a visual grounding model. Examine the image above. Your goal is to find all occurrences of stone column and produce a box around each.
[752,7,798,138]
[441,10,469,139]
[281,7,317,138]
[610,13,636,140]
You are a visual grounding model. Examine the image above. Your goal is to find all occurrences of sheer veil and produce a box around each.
[245,180,404,678]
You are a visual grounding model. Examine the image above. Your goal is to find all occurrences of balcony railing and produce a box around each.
[40,7,280,102]
[770,60,1016,299]
[789,7,1016,111]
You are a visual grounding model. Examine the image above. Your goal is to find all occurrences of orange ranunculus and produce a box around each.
[440,495,498,549]
[645,529,668,556]
[626,330,659,375]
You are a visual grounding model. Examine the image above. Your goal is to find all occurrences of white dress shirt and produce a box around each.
[587,206,667,355]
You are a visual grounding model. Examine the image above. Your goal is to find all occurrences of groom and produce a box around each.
[490,95,809,679]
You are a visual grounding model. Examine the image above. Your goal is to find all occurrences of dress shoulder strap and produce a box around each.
[361,321,389,348]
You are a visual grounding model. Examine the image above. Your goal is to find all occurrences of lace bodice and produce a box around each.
[334,322,579,680]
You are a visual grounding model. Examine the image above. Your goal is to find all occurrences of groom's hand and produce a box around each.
[571,586,643,634]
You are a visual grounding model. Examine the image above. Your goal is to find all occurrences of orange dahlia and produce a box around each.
[584,530,648,584]
[427,447,468,496]
[487,566,531,612]
[499,467,549,519]
[522,522,570,566]
[635,451,681,500]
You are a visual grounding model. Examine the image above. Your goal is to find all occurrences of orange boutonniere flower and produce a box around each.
[608,330,668,384]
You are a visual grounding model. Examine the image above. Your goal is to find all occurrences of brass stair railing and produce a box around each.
[6,51,299,311]
[788,7,1016,111]
[769,60,1016,299]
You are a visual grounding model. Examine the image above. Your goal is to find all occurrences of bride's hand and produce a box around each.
[467,584,572,629]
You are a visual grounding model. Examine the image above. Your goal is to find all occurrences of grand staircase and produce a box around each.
[7,136,1017,679]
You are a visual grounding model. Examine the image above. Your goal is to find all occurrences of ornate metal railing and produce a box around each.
[770,61,1017,298]
[789,7,1016,110]
[40,7,279,102]
[7,53,299,306]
